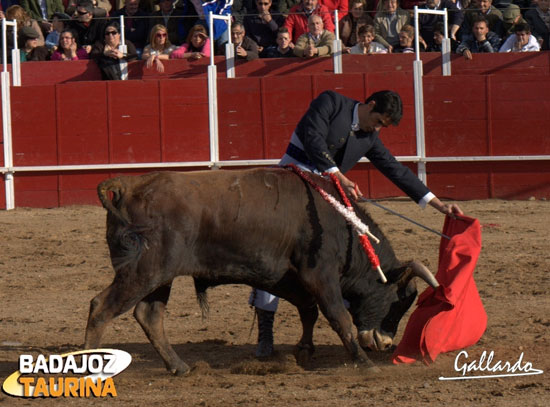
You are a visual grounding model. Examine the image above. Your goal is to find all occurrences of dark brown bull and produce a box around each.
[85,168,438,374]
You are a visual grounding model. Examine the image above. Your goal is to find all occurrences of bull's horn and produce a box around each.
[410,261,439,288]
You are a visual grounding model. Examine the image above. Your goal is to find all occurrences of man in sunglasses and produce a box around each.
[69,0,107,53]
[243,0,285,57]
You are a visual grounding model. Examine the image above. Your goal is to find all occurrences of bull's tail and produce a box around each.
[193,277,210,320]
[97,177,131,225]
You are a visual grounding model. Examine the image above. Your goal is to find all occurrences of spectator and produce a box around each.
[69,0,106,53]
[525,0,550,50]
[263,26,296,56]
[149,0,190,46]
[66,0,112,17]
[284,0,336,42]
[417,0,463,50]
[112,0,151,55]
[18,26,49,61]
[170,23,211,59]
[50,28,90,60]
[373,0,410,52]
[187,0,232,46]
[457,16,502,59]
[348,23,388,53]
[427,21,459,51]
[293,13,335,56]
[20,0,66,40]
[6,5,46,46]
[142,24,177,72]
[499,21,540,51]
[501,4,526,39]
[339,0,374,47]
[226,21,259,60]
[45,12,71,51]
[393,23,416,52]
[244,0,285,56]
[90,21,138,79]
[463,0,505,40]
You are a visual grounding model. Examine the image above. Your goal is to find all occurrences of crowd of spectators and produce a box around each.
[0,0,548,78]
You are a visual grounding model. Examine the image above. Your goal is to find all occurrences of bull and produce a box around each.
[85,168,438,374]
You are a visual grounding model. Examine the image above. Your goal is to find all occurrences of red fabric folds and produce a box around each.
[392,215,487,365]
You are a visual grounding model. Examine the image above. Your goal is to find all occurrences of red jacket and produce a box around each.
[284,4,336,42]
[319,0,349,20]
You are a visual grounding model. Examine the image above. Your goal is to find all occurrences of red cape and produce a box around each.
[392,215,487,365]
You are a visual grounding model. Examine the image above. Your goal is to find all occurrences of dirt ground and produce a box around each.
[1,199,549,406]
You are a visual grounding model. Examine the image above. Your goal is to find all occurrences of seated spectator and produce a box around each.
[90,21,138,80]
[149,0,190,46]
[456,16,502,59]
[68,0,106,54]
[427,21,459,52]
[284,0,335,43]
[226,22,259,60]
[18,26,49,61]
[417,0,463,50]
[232,0,257,24]
[6,5,46,47]
[66,0,112,16]
[339,0,374,47]
[525,0,550,50]
[50,28,90,60]
[293,13,335,57]
[348,24,388,53]
[244,0,285,56]
[19,0,64,38]
[142,24,177,72]
[45,12,71,51]
[171,24,211,60]
[462,0,504,40]
[501,4,526,40]
[112,0,151,57]
[373,0,410,52]
[392,23,417,53]
[499,22,540,51]
[263,26,296,57]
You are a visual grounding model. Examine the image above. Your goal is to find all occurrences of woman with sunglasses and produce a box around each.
[51,29,90,61]
[142,24,177,73]
[171,24,211,60]
[90,21,138,80]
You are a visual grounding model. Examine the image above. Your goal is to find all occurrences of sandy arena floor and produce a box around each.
[1,199,549,406]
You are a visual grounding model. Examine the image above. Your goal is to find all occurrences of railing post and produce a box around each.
[333,10,342,74]
[119,15,128,80]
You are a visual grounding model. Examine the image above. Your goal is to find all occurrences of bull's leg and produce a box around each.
[304,273,375,368]
[294,303,318,367]
[134,284,190,375]
[85,277,154,350]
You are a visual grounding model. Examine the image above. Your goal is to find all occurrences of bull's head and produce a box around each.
[347,261,438,351]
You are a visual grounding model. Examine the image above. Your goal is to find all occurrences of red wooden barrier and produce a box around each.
[3,54,550,209]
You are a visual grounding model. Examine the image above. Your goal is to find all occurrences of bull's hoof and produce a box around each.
[168,361,191,376]
[294,343,315,367]
[255,341,274,358]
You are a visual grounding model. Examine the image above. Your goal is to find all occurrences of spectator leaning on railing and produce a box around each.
[293,13,334,56]
[348,23,388,53]
[142,24,177,72]
[50,28,90,60]
[263,26,296,56]
[499,22,540,52]
[284,0,335,43]
[171,23,211,59]
[225,21,260,60]
[457,15,502,59]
